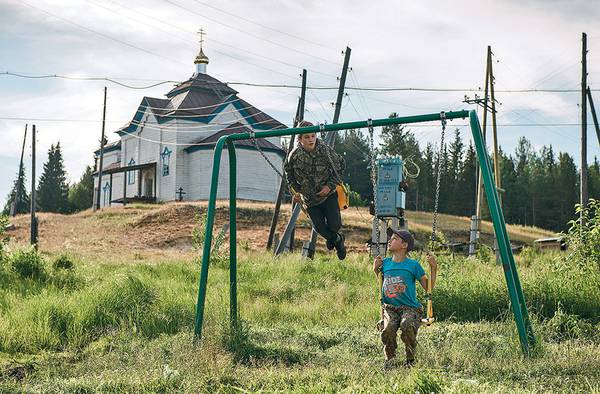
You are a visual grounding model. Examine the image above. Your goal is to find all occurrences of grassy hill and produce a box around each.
[5,201,556,260]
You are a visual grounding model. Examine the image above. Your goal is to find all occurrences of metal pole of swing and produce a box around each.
[95,87,107,210]
[304,46,351,258]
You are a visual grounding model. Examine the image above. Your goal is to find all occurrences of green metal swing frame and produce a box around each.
[193,110,537,355]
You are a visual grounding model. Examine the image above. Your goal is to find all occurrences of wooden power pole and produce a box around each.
[95,87,108,210]
[266,69,307,250]
[581,32,589,215]
[303,47,352,258]
[30,125,37,247]
[10,124,28,216]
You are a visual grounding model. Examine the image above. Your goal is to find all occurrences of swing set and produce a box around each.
[193,110,537,356]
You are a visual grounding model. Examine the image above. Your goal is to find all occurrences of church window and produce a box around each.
[161,147,172,176]
[128,158,136,184]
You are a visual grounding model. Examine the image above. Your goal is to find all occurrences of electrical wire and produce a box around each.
[160,0,341,68]
[15,0,188,68]
[189,0,340,53]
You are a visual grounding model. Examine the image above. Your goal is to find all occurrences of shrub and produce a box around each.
[563,198,600,269]
[0,215,9,261]
[544,305,596,342]
[10,247,46,281]
[52,254,75,270]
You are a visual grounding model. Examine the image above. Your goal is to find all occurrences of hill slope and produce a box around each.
[5,201,556,259]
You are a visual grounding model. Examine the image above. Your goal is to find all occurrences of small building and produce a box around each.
[93,39,286,208]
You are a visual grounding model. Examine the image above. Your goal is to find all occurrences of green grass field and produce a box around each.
[1,247,599,393]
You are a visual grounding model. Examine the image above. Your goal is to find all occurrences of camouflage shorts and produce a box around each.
[378,304,423,361]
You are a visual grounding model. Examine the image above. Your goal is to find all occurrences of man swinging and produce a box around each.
[284,121,347,260]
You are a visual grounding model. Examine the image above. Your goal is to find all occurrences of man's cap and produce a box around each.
[387,228,415,252]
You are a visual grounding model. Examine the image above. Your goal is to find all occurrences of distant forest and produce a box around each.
[334,113,600,232]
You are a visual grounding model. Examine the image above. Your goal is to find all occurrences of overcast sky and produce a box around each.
[1,0,600,205]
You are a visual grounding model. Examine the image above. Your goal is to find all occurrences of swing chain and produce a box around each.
[249,130,286,180]
[431,111,447,246]
[368,118,381,256]
[320,123,344,185]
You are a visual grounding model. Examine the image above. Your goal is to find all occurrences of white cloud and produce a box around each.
[1,0,600,203]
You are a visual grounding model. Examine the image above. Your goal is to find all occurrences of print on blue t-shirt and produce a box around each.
[381,257,426,309]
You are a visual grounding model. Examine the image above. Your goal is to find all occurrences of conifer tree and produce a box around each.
[36,143,70,213]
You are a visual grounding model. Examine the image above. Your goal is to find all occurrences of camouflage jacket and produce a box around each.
[284,139,345,207]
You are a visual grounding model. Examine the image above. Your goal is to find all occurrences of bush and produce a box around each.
[52,254,75,270]
[543,305,596,343]
[10,247,46,281]
[564,198,600,269]
[0,215,9,261]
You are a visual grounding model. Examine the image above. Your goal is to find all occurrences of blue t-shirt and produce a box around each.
[381,257,426,309]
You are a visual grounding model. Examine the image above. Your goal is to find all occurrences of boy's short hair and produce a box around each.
[387,228,415,252]
[297,120,315,140]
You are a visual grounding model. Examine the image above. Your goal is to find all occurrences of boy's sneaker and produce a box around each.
[403,359,415,368]
[326,238,335,251]
[383,359,396,371]
[335,233,346,260]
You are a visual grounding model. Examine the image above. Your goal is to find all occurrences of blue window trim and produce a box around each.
[102,182,110,205]
[128,158,136,184]
[160,147,172,176]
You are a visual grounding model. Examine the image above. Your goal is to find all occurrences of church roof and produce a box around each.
[94,140,121,156]
[166,73,237,98]
[116,73,286,136]
[184,122,285,156]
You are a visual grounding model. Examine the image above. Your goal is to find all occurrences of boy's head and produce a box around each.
[387,228,415,252]
[297,121,317,151]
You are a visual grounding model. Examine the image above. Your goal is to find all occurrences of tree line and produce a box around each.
[3,143,94,215]
[334,113,600,232]
[5,118,600,233]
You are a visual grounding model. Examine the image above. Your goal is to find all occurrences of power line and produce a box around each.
[1,116,595,128]
[5,71,600,93]
[2,71,179,89]
[189,0,340,53]
[84,0,333,80]
[16,0,188,68]
[160,0,341,68]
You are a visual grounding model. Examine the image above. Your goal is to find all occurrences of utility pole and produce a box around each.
[266,69,307,250]
[489,49,501,201]
[304,46,352,258]
[95,87,108,210]
[476,46,492,231]
[30,125,37,248]
[587,87,600,147]
[581,32,589,216]
[10,124,28,216]
[275,47,351,256]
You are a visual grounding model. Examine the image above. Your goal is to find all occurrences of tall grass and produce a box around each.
[0,247,599,392]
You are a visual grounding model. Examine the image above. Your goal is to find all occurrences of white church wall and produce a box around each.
[158,130,177,202]
[186,148,282,202]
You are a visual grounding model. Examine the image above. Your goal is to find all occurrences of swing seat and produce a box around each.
[420,316,435,326]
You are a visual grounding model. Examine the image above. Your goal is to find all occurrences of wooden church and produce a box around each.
[93,36,286,208]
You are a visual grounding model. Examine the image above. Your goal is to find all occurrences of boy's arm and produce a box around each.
[373,255,383,279]
[419,254,438,291]
[283,155,301,192]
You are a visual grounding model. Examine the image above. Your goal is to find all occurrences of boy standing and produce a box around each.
[284,123,347,260]
[373,228,437,368]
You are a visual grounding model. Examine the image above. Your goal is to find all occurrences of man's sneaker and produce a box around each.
[335,233,347,260]
[404,359,415,368]
[326,238,335,251]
